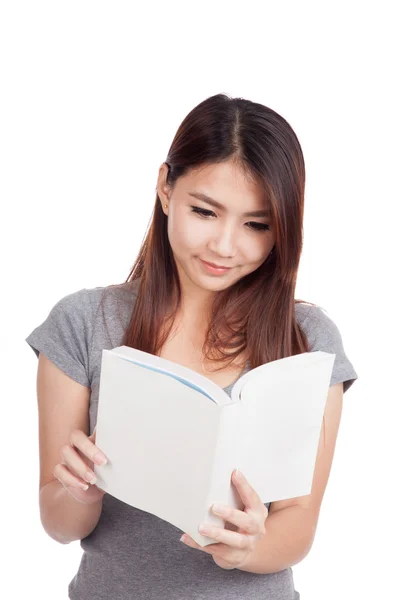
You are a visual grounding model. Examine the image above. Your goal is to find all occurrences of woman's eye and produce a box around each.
[190,206,269,232]
[249,222,270,231]
[191,206,214,218]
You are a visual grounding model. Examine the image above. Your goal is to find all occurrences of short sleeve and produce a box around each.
[25,289,93,388]
[300,305,358,393]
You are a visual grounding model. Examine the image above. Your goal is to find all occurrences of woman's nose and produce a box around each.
[209,225,237,258]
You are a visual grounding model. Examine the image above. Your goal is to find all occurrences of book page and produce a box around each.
[232,351,335,503]
[93,351,226,543]
[111,345,232,406]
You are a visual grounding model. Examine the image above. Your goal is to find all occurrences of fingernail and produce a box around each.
[94,452,107,465]
[86,471,97,484]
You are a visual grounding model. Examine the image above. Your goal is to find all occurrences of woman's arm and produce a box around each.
[40,479,103,544]
[236,503,315,574]
[237,382,344,574]
[36,354,104,544]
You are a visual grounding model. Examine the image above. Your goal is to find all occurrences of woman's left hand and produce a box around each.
[180,469,269,570]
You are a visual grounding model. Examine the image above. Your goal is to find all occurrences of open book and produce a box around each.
[93,346,335,547]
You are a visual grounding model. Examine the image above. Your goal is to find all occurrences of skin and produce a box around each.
[157,159,276,330]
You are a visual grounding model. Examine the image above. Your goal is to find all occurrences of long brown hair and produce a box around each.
[102,93,318,371]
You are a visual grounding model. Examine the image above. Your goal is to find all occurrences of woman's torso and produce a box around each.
[67,284,299,599]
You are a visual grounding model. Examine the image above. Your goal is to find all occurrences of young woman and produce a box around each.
[26,93,358,599]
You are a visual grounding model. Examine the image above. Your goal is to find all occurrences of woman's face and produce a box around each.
[157,159,275,298]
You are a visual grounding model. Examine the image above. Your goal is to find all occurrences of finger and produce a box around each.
[180,535,202,549]
[181,535,223,555]
[60,444,99,485]
[232,469,263,511]
[53,462,90,490]
[70,429,107,466]
[211,503,260,535]
[198,524,251,549]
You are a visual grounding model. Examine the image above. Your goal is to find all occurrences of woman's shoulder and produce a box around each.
[294,301,341,344]
[27,281,138,340]
[294,301,358,392]
[63,280,140,314]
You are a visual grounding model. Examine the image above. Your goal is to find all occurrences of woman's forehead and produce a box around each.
[178,162,268,207]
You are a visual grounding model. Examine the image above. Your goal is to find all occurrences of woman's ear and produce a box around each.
[157,163,171,212]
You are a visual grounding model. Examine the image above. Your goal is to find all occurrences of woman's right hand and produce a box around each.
[53,426,108,505]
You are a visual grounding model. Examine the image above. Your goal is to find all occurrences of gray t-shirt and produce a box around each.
[25,280,358,600]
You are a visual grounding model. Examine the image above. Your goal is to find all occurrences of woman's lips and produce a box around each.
[199,259,232,274]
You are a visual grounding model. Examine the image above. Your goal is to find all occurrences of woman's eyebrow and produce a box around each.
[188,191,270,218]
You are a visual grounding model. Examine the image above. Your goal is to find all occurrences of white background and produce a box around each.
[2,1,399,598]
